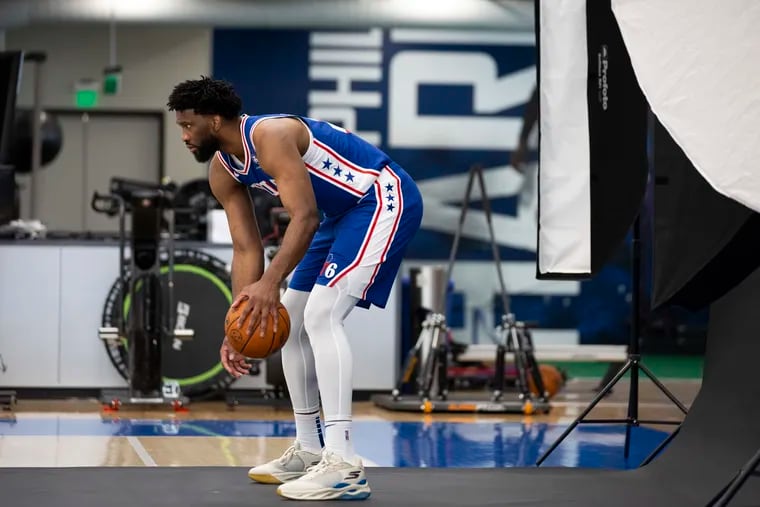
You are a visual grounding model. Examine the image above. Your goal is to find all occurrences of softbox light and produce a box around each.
[610,0,760,310]
[652,120,759,311]
[536,0,648,279]
[612,0,760,214]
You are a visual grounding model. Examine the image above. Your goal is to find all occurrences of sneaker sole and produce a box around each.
[249,470,308,484]
[277,485,372,501]
[248,473,283,485]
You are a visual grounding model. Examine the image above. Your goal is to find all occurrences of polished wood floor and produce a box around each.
[0,379,700,468]
[5,379,700,420]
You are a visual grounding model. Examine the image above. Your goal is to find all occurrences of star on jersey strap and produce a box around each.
[321,158,358,186]
[385,181,396,212]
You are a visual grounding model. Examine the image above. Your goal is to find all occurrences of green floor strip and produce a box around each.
[548,355,704,380]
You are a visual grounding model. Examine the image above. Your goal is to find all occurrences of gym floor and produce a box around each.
[0,375,699,471]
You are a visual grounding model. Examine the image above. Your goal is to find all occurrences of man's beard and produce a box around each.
[193,137,220,163]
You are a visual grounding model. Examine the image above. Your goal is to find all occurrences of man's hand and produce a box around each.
[220,336,251,378]
[233,278,282,338]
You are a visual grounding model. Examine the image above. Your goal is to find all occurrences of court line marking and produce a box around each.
[127,436,157,466]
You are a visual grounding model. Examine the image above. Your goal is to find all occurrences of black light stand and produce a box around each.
[708,448,760,506]
[536,214,688,466]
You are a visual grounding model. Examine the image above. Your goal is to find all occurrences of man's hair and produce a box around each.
[167,76,242,119]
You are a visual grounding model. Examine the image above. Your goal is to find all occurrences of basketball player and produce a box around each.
[167,77,423,501]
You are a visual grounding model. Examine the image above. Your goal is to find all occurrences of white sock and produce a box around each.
[324,418,355,460]
[293,408,324,454]
[303,283,358,461]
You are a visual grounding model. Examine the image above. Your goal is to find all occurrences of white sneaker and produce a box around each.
[247,441,323,484]
[276,450,371,501]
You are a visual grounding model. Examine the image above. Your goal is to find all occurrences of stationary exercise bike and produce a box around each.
[92,178,194,410]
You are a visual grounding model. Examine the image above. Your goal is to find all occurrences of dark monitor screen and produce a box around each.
[0,51,23,166]
[0,164,15,225]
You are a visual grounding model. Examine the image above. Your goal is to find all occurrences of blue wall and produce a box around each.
[212,28,706,349]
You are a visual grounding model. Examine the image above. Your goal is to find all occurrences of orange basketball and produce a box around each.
[224,302,290,358]
[528,364,566,398]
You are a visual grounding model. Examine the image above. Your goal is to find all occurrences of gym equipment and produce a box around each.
[8,108,63,174]
[171,178,220,240]
[100,248,237,401]
[170,179,283,242]
[373,165,551,414]
[535,214,688,465]
[93,178,205,409]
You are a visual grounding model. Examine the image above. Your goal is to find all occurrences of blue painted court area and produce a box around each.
[0,418,668,470]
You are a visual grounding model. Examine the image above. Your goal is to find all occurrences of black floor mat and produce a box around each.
[5,263,760,506]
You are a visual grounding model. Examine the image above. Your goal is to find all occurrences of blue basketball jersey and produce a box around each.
[215,114,395,217]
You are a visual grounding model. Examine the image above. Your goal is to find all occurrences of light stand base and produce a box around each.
[377,312,551,416]
[372,392,550,414]
[535,356,686,466]
[99,388,189,412]
[225,388,291,409]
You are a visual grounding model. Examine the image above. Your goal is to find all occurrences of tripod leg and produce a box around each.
[624,423,633,460]
[536,360,633,466]
[444,169,476,286]
[420,325,442,399]
[624,358,639,459]
[394,327,426,399]
[522,329,547,401]
[436,341,448,400]
[415,325,433,398]
[510,327,533,401]
[475,167,510,315]
[493,344,506,401]
[712,446,760,507]
[639,425,680,467]
[638,362,689,414]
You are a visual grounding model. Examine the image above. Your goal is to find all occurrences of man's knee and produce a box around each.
[303,292,331,338]
[281,288,310,318]
[303,284,358,339]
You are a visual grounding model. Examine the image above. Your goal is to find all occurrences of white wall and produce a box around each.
[6,23,212,183]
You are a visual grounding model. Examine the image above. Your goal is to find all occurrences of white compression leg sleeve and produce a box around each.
[303,283,359,460]
[280,288,324,453]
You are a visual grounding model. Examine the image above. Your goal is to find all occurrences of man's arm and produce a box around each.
[253,118,320,288]
[511,86,539,171]
[208,155,265,297]
[518,86,539,146]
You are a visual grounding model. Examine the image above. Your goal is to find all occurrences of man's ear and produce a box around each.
[212,115,223,132]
